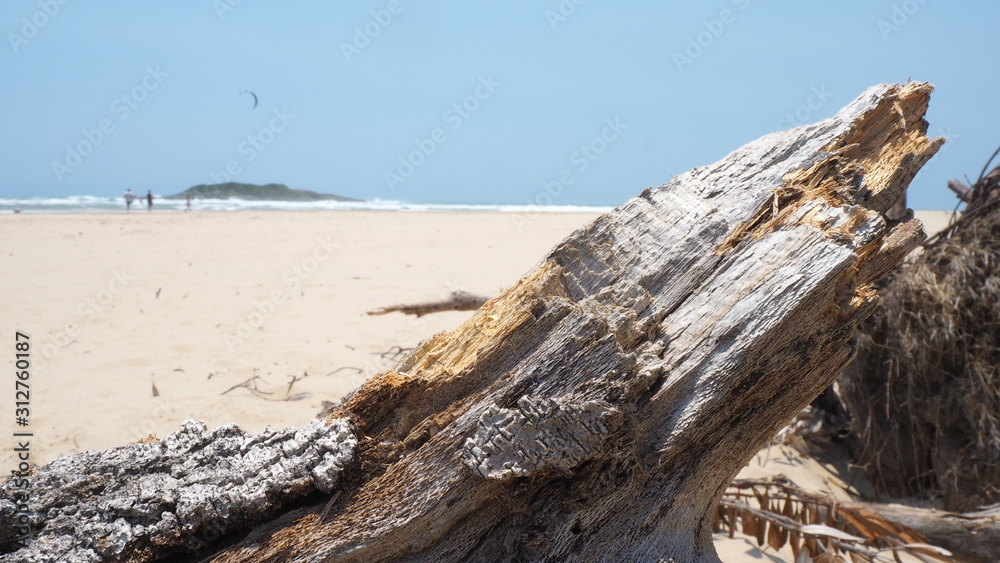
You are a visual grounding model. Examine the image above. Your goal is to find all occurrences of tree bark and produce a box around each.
[0,420,356,562]
[0,82,942,563]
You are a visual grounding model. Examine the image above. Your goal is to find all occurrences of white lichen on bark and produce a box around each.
[0,419,355,563]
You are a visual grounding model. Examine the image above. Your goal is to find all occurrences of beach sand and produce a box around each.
[0,209,952,559]
[2,210,599,469]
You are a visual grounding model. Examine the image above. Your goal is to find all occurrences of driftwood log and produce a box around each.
[0,82,941,562]
[210,82,940,562]
[854,502,1000,563]
[366,290,492,317]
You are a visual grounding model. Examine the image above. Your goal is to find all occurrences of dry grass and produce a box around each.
[839,161,1000,511]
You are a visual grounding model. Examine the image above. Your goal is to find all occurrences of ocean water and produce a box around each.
[0,195,613,214]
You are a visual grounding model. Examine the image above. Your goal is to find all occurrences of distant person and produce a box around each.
[123,189,135,212]
[185,195,192,212]
[146,190,153,212]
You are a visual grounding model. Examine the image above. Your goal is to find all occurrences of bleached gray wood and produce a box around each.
[947,178,972,202]
[201,82,942,563]
[0,82,943,563]
[0,419,355,563]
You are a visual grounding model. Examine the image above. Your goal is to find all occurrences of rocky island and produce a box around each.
[166,182,359,201]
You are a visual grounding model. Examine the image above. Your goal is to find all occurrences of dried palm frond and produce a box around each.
[715,479,955,562]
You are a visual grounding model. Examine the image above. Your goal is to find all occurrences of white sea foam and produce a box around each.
[0,195,612,214]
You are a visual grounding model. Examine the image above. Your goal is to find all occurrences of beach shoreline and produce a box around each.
[1,196,616,215]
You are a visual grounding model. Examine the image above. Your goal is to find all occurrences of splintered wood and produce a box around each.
[208,82,940,563]
[0,83,943,563]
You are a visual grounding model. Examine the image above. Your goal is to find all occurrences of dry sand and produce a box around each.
[2,210,599,469]
[0,209,953,560]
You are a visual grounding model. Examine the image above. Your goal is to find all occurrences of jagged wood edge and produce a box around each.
[207,83,939,562]
[208,82,942,563]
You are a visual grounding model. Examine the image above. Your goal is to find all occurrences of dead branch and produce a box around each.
[947,178,973,202]
[219,374,271,397]
[326,366,363,376]
[371,345,413,360]
[285,371,308,397]
[366,290,491,317]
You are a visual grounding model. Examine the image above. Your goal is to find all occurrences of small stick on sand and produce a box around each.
[285,371,308,397]
[326,367,363,376]
[366,290,491,317]
[221,373,271,398]
[372,345,413,360]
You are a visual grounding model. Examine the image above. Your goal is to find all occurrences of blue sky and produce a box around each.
[1,1,996,209]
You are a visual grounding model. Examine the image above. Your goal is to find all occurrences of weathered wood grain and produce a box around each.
[207,82,941,562]
[0,82,943,563]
